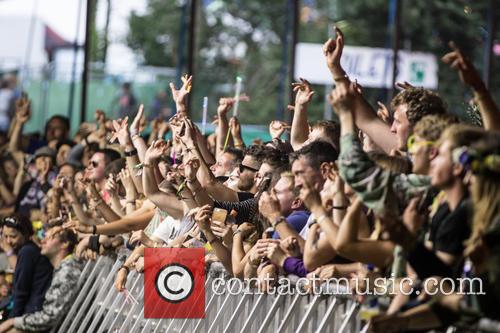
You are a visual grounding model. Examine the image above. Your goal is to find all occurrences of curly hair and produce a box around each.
[413,114,459,142]
[391,88,447,126]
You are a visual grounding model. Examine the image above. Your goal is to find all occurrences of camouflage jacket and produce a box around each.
[338,133,431,216]
[14,256,84,332]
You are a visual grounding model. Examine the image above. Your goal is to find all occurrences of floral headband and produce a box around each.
[452,146,500,174]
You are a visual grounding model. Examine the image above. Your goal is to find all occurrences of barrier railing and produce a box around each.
[54,255,500,333]
[54,255,362,333]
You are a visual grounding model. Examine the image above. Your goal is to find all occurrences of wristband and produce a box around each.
[332,205,348,210]
[124,149,138,157]
[120,265,130,274]
[92,225,97,235]
[88,235,100,252]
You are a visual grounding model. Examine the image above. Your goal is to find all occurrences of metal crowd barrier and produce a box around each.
[53,255,500,333]
[54,255,362,333]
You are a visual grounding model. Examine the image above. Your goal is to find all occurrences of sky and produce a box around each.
[0,0,147,70]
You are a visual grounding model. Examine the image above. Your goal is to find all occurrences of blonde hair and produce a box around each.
[470,175,500,244]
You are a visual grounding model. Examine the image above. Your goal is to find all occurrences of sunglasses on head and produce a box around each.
[239,164,259,173]
[2,217,20,228]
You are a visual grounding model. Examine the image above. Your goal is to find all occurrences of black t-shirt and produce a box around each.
[429,197,472,256]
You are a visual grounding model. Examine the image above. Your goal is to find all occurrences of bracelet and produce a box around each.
[272,216,286,228]
[142,163,154,169]
[126,200,136,205]
[332,205,348,210]
[233,229,242,237]
[120,265,130,274]
[92,225,97,235]
[124,149,138,157]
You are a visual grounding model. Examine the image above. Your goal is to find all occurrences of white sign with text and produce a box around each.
[295,43,438,89]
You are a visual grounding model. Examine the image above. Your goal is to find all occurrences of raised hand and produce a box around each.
[292,78,315,106]
[118,168,136,194]
[62,216,93,234]
[15,94,31,124]
[269,120,290,139]
[217,98,235,117]
[322,26,345,77]
[184,158,200,181]
[376,101,392,124]
[95,109,106,126]
[144,140,169,164]
[258,191,281,221]
[210,220,233,245]
[169,74,192,112]
[110,117,131,145]
[327,80,361,115]
[104,174,117,195]
[228,116,242,138]
[130,104,145,137]
[395,81,415,90]
[442,41,484,91]
[194,204,212,233]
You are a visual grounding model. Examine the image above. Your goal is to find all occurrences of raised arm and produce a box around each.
[182,119,239,202]
[323,26,396,153]
[334,198,394,269]
[8,96,31,153]
[169,74,192,116]
[195,205,233,274]
[142,140,184,219]
[290,78,314,151]
[442,41,500,131]
[216,98,232,158]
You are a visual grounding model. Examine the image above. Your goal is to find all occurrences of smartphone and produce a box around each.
[211,208,228,224]
[265,227,274,239]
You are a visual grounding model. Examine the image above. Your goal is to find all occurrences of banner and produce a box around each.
[295,43,438,89]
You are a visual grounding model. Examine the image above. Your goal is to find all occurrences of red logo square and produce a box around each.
[144,248,205,318]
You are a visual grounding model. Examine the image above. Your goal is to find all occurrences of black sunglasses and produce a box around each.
[239,164,259,173]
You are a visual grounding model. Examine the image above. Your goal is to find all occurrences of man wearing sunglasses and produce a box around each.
[84,148,121,193]
[1,215,53,319]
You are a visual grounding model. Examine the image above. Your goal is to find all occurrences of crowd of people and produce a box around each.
[0,26,499,332]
